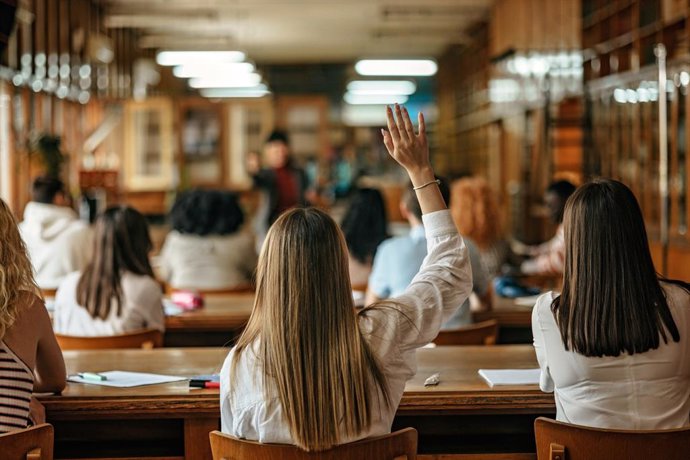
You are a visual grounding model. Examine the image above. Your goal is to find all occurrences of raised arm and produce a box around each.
[360,105,473,354]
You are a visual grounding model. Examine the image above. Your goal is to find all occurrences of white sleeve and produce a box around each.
[360,210,473,354]
[532,294,555,392]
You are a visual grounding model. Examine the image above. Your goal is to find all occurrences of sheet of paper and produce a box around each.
[478,369,541,387]
[68,371,187,388]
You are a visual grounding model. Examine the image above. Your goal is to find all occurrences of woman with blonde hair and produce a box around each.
[0,198,66,432]
[220,104,473,451]
[450,176,509,277]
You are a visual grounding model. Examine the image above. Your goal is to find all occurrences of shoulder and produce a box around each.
[121,273,162,297]
[532,291,557,323]
[13,290,49,327]
[661,281,690,309]
[57,272,82,293]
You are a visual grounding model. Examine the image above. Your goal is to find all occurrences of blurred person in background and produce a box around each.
[512,180,577,276]
[340,188,389,289]
[159,189,257,291]
[20,176,92,290]
[450,176,510,278]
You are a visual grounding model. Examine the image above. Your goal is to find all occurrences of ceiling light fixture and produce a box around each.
[200,86,270,98]
[189,73,263,88]
[343,93,409,105]
[173,62,256,78]
[354,59,437,77]
[347,80,417,95]
[156,51,246,66]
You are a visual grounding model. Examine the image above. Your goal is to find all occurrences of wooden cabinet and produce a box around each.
[275,95,329,163]
[123,97,174,191]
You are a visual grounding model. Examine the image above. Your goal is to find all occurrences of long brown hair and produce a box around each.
[76,206,153,319]
[231,207,390,451]
[552,179,687,357]
[0,199,40,339]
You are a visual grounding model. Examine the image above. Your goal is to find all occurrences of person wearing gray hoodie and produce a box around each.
[19,177,92,290]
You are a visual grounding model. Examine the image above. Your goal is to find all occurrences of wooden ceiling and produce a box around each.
[99,0,492,64]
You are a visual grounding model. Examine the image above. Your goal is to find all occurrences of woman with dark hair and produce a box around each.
[54,206,164,335]
[532,179,690,429]
[340,188,389,288]
[159,190,257,290]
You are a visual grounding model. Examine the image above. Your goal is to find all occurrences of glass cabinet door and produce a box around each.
[124,98,174,191]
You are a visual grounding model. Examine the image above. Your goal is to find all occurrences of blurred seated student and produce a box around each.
[221,105,472,451]
[340,188,389,288]
[512,180,576,276]
[19,176,92,290]
[159,190,257,291]
[365,178,487,328]
[54,206,164,336]
[0,198,65,432]
[451,176,510,278]
[532,179,690,429]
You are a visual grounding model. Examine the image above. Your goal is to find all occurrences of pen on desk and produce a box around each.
[78,372,108,381]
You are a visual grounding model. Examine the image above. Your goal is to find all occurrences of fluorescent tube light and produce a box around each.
[173,62,256,78]
[200,87,270,98]
[346,80,416,95]
[156,51,246,66]
[189,73,263,88]
[354,59,437,77]
[343,93,409,105]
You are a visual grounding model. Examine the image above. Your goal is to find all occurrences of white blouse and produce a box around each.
[220,210,473,444]
[54,271,165,336]
[532,283,690,429]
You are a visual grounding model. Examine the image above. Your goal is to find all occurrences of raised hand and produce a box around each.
[381,104,430,177]
[381,104,446,214]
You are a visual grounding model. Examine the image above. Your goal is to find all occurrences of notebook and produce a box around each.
[68,371,186,388]
[478,369,541,387]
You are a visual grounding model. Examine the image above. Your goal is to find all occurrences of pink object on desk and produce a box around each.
[171,291,204,310]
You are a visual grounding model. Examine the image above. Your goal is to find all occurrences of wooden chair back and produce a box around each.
[433,319,499,346]
[209,428,418,460]
[56,328,163,350]
[535,417,690,460]
[40,288,57,299]
[0,423,54,460]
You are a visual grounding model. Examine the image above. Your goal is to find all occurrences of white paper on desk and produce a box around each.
[68,371,187,388]
[478,369,541,387]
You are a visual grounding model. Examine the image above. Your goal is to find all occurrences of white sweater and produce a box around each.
[159,231,257,290]
[19,202,92,289]
[220,210,473,445]
[53,271,165,336]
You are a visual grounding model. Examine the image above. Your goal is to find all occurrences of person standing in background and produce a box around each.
[247,131,308,242]
[19,176,93,290]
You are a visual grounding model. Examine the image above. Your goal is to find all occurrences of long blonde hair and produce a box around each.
[231,207,390,451]
[451,177,502,249]
[0,199,40,340]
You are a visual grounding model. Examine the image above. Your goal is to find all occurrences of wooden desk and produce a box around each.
[40,345,554,459]
[164,294,254,347]
[473,296,536,344]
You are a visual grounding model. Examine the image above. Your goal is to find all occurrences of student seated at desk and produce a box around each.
[54,206,164,336]
[512,180,576,276]
[159,190,257,291]
[19,176,92,290]
[0,199,65,432]
[450,176,511,278]
[365,178,487,328]
[532,179,690,430]
[340,188,389,289]
[220,105,473,451]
